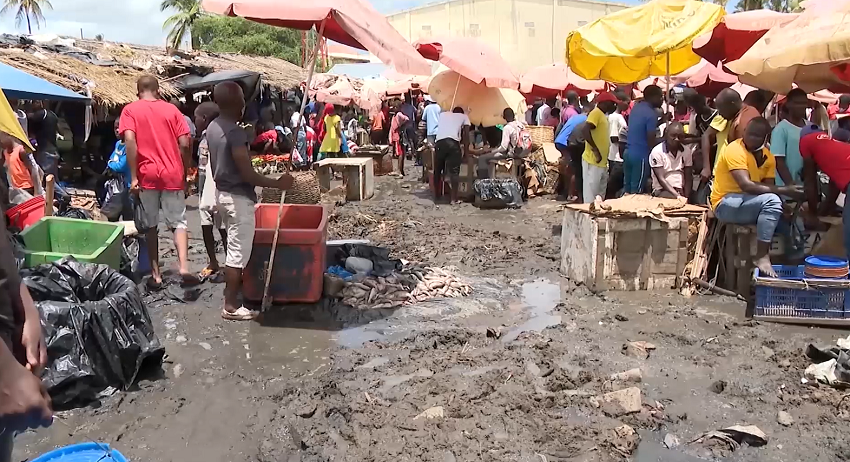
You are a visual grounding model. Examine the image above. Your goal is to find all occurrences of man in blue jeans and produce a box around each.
[800,124,850,261]
[710,117,804,277]
[624,85,665,194]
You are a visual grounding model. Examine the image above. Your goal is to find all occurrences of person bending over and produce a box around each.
[476,108,527,179]
[649,122,692,199]
[208,82,293,321]
[709,117,803,277]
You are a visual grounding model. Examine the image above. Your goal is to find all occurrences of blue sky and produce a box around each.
[0,0,733,46]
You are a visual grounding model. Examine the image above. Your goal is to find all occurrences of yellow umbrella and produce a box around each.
[566,0,725,84]
[0,89,33,151]
[726,0,850,94]
[428,70,526,127]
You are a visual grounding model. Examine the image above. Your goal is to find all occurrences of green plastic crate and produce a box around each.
[19,217,124,269]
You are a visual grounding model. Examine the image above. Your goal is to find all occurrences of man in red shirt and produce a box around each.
[120,75,197,288]
[801,124,850,260]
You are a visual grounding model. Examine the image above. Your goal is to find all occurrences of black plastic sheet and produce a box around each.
[329,244,402,277]
[474,179,523,209]
[22,258,164,406]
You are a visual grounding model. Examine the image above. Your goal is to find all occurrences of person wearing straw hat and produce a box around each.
[581,92,617,203]
[207,82,294,321]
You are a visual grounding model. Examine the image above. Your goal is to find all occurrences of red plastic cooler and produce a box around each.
[242,204,328,304]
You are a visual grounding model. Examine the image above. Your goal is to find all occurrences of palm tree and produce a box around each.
[161,0,202,51]
[1,0,53,35]
[735,0,767,11]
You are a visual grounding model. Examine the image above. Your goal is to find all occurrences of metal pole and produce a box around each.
[665,50,670,117]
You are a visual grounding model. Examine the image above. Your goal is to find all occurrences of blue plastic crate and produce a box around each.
[754,265,850,319]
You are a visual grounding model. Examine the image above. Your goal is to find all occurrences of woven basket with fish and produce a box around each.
[261,171,321,205]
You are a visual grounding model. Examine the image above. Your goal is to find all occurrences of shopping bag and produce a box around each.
[133,197,154,234]
[101,178,126,220]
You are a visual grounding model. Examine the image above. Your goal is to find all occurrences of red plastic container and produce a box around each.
[242,204,328,304]
[6,196,45,230]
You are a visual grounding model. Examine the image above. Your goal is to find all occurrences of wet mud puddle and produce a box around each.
[502,279,562,342]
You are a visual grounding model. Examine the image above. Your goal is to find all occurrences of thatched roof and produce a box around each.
[0,48,180,107]
[0,36,305,107]
[74,39,306,92]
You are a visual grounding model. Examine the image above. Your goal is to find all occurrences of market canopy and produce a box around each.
[565,0,725,84]
[519,63,606,98]
[692,10,797,66]
[0,89,34,150]
[0,62,89,102]
[414,37,519,89]
[726,0,850,94]
[201,0,432,76]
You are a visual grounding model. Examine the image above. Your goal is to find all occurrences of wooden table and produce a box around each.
[315,157,374,201]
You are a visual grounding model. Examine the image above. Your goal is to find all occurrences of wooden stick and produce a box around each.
[689,212,709,280]
[44,174,54,217]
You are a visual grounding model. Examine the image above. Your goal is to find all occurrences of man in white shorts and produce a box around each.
[120,75,198,289]
[195,102,227,282]
[208,82,293,321]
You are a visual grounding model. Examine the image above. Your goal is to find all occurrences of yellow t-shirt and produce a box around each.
[710,114,730,162]
[710,139,776,209]
[320,114,342,153]
[582,107,610,168]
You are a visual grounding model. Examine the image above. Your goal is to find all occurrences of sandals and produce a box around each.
[199,267,225,284]
[221,307,258,321]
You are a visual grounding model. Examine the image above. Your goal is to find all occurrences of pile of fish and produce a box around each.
[336,265,472,309]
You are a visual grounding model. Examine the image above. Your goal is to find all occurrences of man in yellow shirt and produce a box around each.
[710,117,804,277]
[581,92,618,203]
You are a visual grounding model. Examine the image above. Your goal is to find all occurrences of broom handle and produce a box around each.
[261,186,286,309]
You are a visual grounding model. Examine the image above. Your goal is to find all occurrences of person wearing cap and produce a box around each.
[422,97,442,146]
[801,124,850,257]
[580,92,617,203]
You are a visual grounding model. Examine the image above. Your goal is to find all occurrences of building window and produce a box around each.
[558,0,571,5]
[525,22,534,28]
[469,23,480,37]
[528,28,535,37]
[421,25,432,37]
[577,20,587,27]
[422,25,431,31]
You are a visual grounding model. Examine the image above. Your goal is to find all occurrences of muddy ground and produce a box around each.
[13,170,850,461]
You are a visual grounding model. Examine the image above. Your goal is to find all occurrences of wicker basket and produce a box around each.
[261,171,321,205]
[527,126,554,148]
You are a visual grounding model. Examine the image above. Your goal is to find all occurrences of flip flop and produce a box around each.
[199,267,225,283]
[221,307,258,321]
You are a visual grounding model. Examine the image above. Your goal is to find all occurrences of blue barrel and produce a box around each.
[31,442,128,462]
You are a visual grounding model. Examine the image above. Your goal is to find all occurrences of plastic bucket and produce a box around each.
[31,442,128,462]
[6,195,45,229]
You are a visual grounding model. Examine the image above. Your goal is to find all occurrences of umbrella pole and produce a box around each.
[261,17,327,312]
[449,73,461,110]
[665,50,670,117]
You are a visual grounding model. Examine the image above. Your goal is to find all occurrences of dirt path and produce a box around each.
[14,171,850,461]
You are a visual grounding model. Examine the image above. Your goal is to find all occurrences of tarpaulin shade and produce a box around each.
[566,0,725,84]
[179,69,260,91]
[685,60,739,98]
[201,0,431,76]
[415,37,519,89]
[0,62,89,102]
[693,10,797,66]
[519,63,606,98]
[727,0,850,93]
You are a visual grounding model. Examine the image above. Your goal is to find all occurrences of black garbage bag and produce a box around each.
[7,230,25,270]
[329,244,402,277]
[56,206,92,220]
[22,257,165,406]
[119,236,141,282]
[474,178,523,209]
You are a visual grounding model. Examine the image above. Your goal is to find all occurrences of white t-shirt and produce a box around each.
[649,142,693,193]
[607,112,627,162]
[291,112,303,129]
[435,113,471,142]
